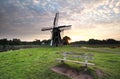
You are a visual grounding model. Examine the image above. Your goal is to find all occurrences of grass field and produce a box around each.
[0,46,120,79]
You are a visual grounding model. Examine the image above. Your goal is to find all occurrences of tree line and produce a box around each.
[0,36,71,46]
[71,39,120,45]
[0,38,44,46]
[0,38,120,46]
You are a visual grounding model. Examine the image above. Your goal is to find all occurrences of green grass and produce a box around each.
[0,46,120,79]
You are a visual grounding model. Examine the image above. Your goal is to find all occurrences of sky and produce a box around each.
[0,0,120,42]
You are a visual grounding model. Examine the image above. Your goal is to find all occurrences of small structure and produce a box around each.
[56,52,95,71]
[41,12,71,46]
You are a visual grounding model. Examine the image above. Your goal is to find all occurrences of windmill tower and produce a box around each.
[41,12,71,46]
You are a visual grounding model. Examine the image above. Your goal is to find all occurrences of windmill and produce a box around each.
[41,12,71,46]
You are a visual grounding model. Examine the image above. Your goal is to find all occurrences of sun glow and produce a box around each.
[33,0,40,4]
[70,36,86,42]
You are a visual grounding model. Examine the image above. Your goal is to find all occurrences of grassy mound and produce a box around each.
[0,46,120,79]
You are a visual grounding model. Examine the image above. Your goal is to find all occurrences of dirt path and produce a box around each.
[51,64,107,79]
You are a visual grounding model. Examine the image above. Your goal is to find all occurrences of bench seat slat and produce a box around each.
[56,58,95,66]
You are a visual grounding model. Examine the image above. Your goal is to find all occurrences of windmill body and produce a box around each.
[51,27,62,46]
[41,12,71,46]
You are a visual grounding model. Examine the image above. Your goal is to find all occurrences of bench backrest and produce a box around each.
[62,52,94,62]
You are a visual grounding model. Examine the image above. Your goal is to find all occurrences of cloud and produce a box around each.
[0,0,120,41]
[113,7,120,14]
[77,0,120,24]
[33,0,40,4]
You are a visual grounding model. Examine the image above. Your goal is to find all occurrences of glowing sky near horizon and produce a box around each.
[0,0,120,42]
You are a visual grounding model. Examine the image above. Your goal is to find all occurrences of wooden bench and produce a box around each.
[56,52,95,70]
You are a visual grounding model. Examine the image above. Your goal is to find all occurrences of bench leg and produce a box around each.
[61,60,64,63]
[84,64,87,71]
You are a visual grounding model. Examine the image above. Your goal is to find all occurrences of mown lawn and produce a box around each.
[0,46,120,79]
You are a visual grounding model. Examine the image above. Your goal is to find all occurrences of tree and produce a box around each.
[12,39,21,45]
[106,39,118,44]
[41,39,51,45]
[62,36,71,45]
[0,38,8,49]
[88,39,102,44]
[33,39,41,45]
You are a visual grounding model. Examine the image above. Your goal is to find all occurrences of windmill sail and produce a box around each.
[53,12,59,27]
[41,27,53,31]
[58,25,72,29]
